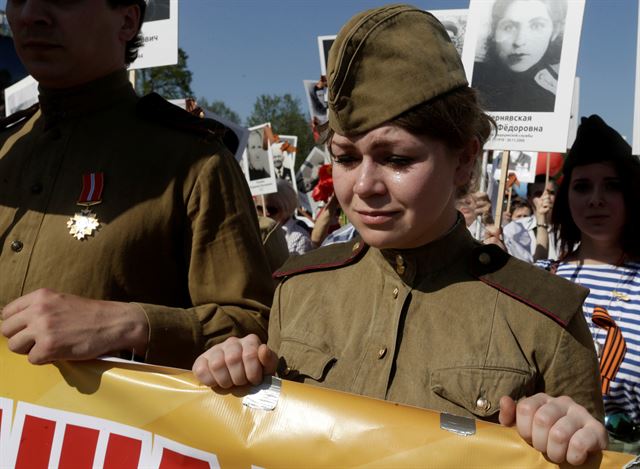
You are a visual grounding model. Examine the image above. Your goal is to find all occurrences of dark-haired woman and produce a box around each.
[472,0,567,112]
[537,115,640,452]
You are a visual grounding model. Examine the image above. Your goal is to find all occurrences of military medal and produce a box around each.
[67,172,104,240]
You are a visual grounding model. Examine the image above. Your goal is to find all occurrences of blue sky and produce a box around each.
[2,0,638,142]
[177,0,638,142]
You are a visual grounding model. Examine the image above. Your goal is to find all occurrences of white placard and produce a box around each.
[633,0,640,155]
[567,77,580,149]
[129,0,179,70]
[4,75,38,117]
[462,0,585,152]
[273,134,298,192]
[317,35,336,76]
[429,9,468,57]
[242,124,277,196]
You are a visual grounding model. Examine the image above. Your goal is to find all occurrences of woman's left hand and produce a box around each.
[499,394,607,465]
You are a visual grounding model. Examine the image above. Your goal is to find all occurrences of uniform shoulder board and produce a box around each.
[468,244,588,327]
[274,237,368,279]
[0,103,40,132]
[137,93,231,143]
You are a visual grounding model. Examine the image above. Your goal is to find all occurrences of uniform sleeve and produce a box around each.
[136,151,275,368]
[543,307,605,422]
[266,282,284,355]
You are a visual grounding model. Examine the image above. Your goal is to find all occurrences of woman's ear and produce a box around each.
[454,138,480,187]
[118,4,141,43]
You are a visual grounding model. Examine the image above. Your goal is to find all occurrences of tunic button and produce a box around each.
[10,240,24,252]
[395,255,405,275]
[30,183,43,194]
[283,366,292,376]
[392,287,399,299]
[476,397,491,412]
[478,252,491,265]
[352,241,360,252]
[377,347,387,359]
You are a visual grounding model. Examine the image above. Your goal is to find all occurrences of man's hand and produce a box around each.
[1,288,149,364]
[192,335,278,389]
[499,394,607,465]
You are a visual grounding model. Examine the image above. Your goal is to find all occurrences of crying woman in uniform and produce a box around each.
[192,4,607,464]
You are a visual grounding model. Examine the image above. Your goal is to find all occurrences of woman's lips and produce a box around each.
[355,210,399,225]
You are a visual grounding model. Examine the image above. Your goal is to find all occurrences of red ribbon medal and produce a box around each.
[67,172,104,240]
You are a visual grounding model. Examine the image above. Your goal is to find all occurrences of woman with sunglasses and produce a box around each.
[194,5,606,464]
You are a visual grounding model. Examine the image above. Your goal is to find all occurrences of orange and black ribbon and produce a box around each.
[592,306,626,395]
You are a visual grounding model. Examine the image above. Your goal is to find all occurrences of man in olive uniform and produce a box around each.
[0,0,274,369]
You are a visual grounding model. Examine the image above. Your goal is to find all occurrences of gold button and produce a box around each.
[395,254,404,266]
[393,287,399,299]
[476,397,490,411]
[352,241,360,252]
[396,265,405,275]
[283,366,292,376]
[377,347,387,359]
[478,252,491,265]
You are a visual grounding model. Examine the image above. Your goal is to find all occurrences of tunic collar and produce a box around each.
[38,70,136,125]
[378,216,477,285]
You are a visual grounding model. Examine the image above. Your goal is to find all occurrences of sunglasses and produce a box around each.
[256,205,280,216]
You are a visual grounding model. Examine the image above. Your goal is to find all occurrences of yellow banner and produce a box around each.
[0,337,634,468]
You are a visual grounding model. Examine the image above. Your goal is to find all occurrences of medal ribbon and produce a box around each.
[592,306,626,395]
[77,172,104,206]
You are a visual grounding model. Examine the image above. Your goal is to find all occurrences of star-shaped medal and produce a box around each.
[67,208,100,240]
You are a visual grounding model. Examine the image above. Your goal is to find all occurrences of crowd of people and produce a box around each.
[1,0,638,464]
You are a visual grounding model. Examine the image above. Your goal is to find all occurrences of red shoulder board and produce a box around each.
[273,238,367,279]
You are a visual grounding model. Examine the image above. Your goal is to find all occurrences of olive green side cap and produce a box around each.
[327,3,468,136]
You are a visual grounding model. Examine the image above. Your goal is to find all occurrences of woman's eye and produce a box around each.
[331,154,358,166]
[386,156,413,167]
[571,182,591,193]
[605,180,623,192]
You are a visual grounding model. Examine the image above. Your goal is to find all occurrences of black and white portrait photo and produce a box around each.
[303,79,328,125]
[144,0,171,23]
[247,127,271,181]
[429,9,468,58]
[471,0,567,113]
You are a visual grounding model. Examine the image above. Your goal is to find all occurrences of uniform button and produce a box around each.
[478,252,491,265]
[475,397,491,412]
[392,287,399,299]
[377,347,387,359]
[352,241,360,252]
[283,366,292,376]
[10,240,23,252]
[395,254,405,274]
[30,182,43,194]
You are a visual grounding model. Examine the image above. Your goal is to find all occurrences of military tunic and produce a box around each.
[0,71,274,368]
[271,219,604,421]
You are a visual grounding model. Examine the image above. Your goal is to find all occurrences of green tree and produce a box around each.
[247,93,315,171]
[197,97,241,125]
[137,48,193,99]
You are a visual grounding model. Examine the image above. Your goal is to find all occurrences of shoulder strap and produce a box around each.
[274,237,367,279]
[468,244,588,327]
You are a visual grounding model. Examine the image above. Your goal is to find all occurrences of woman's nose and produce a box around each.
[353,161,387,198]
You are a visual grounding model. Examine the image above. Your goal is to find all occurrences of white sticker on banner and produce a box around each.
[242,377,281,411]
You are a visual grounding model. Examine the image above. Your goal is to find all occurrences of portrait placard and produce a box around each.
[129,0,179,70]
[462,0,585,152]
[3,75,38,117]
[272,134,298,192]
[428,9,468,57]
[317,35,336,76]
[242,124,277,196]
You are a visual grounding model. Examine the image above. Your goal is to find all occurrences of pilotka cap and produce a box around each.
[327,4,468,136]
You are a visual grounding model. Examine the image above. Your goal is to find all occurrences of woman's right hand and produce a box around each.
[192,335,278,389]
